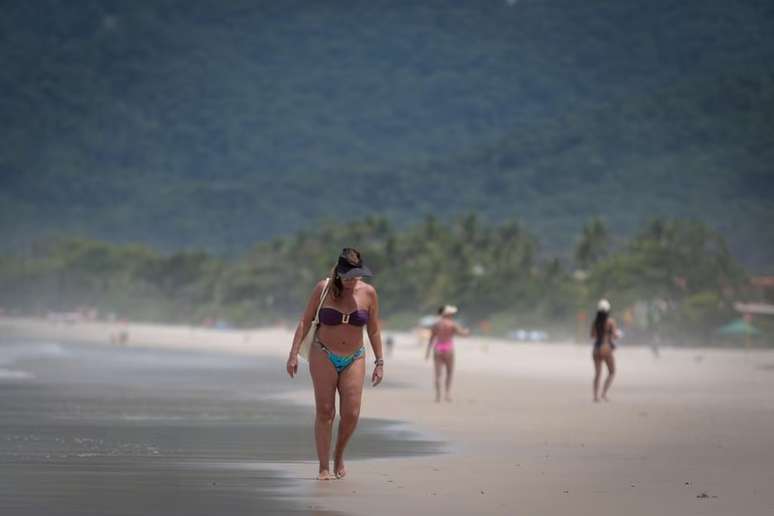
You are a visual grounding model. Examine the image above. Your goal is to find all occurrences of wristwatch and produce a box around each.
[374,358,384,366]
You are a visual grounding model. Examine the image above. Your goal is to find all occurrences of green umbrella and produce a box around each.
[715,319,761,336]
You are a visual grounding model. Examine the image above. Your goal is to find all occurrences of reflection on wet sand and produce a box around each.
[0,339,441,516]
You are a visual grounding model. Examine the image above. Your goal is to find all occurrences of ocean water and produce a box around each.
[0,338,442,515]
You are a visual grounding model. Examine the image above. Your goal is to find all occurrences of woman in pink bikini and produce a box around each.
[426,305,469,402]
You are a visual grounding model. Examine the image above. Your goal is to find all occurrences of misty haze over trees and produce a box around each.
[2,216,767,346]
[1,1,773,345]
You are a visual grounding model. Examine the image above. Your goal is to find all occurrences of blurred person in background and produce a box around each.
[591,298,619,402]
[426,305,469,402]
[385,334,395,357]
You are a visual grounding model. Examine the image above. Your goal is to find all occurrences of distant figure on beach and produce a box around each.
[591,299,619,402]
[385,335,395,357]
[426,305,469,402]
[286,248,384,480]
[109,328,129,346]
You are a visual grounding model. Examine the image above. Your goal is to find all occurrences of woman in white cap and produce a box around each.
[426,305,469,402]
[591,298,619,402]
[286,248,384,480]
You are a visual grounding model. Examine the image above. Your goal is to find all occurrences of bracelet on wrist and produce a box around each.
[374,358,384,366]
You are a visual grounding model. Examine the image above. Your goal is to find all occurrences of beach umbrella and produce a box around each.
[715,319,761,336]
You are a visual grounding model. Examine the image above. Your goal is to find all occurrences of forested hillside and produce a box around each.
[2,0,773,267]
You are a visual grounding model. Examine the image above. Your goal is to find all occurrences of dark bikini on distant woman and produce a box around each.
[591,298,618,402]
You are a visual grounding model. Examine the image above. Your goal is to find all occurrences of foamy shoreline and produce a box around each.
[0,316,292,357]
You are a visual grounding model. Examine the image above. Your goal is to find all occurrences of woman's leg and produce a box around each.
[333,355,366,478]
[592,351,602,402]
[309,343,338,479]
[602,352,616,401]
[444,352,454,401]
[433,353,443,402]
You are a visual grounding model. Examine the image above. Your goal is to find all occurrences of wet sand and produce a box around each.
[0,335,441,516]
[3,318,774,515]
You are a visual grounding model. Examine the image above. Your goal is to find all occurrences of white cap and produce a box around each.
[441,305,459,316]
[597,299,611,313]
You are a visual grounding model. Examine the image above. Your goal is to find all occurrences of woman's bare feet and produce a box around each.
[334,458,346,479]
[317,469,334,480]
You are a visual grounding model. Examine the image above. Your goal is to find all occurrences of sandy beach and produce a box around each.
[3,317,774,515]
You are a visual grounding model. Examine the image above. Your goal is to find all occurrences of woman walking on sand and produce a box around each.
[286,248,384,480]
[426,305,469,402]
[591,299,619,402]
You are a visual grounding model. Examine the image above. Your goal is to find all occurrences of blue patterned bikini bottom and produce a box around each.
[315,339,365,373]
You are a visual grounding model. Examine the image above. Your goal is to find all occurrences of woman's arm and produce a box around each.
[425,325,438,360]
[287,280,326,377]
[454,322,471,336]
[608,318,621,340]
[366,286,384,386]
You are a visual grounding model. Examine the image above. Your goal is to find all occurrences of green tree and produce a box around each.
[575,217,610,270]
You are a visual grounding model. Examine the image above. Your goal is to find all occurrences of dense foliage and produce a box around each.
[2,217,764,346]
[2,1,773,267]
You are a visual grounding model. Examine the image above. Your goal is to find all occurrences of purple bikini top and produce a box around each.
[319,307,370,327]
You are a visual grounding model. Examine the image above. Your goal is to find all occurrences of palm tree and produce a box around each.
[575,217,610,271]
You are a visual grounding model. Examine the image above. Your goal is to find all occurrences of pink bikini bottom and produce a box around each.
[434,340,454,353]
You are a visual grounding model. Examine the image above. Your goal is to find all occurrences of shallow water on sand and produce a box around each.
[0,338,442,515]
